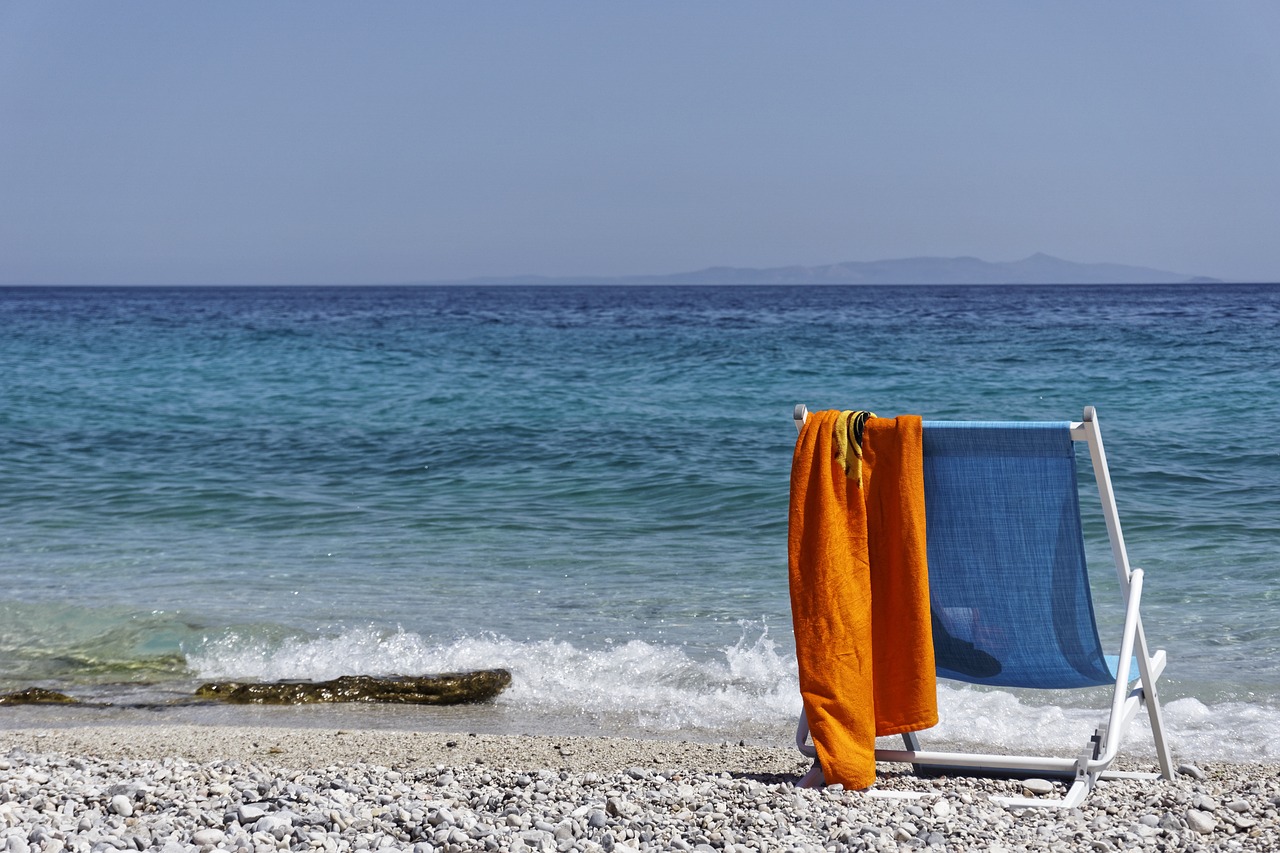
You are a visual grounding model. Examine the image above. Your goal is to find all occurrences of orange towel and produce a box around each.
[788,410,937,789]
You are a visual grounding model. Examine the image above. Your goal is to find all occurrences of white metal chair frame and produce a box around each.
[790,404,1174,809]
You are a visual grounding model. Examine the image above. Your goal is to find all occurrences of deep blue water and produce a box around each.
[1,284,1278,757]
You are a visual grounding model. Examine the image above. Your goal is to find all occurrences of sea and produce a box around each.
[1,283,1277,764]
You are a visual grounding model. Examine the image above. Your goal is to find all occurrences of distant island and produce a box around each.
[451,253,1219,286]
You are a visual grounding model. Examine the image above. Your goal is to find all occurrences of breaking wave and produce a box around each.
[187,623,1280,762]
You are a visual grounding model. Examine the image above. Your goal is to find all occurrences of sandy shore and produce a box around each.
[3,725,1278,851]
[1,725,807,778]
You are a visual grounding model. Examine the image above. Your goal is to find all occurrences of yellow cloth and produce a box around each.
[787,410,937,789]
[832,410,874,486]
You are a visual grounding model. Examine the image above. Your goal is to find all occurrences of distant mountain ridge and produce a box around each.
[456,253,1218,285]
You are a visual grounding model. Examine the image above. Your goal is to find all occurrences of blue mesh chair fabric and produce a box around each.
[922,421,1117,689]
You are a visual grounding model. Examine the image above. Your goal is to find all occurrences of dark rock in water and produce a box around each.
[194,669,512,705]
[0,687,80,705]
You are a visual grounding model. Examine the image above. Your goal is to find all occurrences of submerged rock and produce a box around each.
[195,669,512,705]
[0,687,80,705]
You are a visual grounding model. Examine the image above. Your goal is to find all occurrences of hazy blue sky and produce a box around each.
[2,3,1278,284]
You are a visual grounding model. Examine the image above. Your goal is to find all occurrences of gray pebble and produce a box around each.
[1193,794,1219,811]
[236,803,266,824]
[1177,763,1207,780]
[520,829,553,847]
[108,794,133,817]
[253,815,292,839]
[1021,778,1055,796]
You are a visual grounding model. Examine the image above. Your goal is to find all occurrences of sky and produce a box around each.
[1,2,1278,285]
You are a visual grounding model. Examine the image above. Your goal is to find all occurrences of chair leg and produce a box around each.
[902,731,927,777]
[902,731,951,778]
[1147,693,1174,780]
[798,761,825,789]
[1135,625,1175,780]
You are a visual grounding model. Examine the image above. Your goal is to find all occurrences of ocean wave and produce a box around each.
[187,624,1280,763]
[187,622,799,735]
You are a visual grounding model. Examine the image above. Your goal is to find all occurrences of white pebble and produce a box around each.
[191,828,226,845]
[1186,809,1217,835]
[237,803,268,823]
[108,794,133,817]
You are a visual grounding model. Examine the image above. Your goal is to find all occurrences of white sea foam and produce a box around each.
[931,685,1280,762]
[187,625,1280,763]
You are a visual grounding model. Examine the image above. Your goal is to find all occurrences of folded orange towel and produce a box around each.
[788,410,937,789]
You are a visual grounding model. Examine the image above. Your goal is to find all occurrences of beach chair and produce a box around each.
[791,405,1173,809]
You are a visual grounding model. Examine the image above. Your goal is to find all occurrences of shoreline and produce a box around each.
[2,725,806,777]
[3,725,1278,851]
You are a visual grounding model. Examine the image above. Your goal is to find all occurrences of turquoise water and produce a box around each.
[1,284,1277,758]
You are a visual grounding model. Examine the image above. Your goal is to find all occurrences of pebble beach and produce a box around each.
[2,726,1277,852]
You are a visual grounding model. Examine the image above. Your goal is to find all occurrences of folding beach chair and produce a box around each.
[791,405,1173,809]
